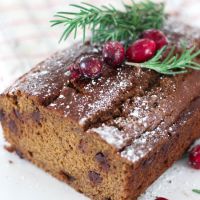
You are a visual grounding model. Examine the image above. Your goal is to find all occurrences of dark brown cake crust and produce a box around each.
[1,18,200,200]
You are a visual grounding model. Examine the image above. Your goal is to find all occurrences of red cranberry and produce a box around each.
[142,29,168,50]
[102,41,125,66]
[126,39,156,63]
[189,145,200,169]
[80,56,102,79]
[67,64,81,80]
[155,198,169,200]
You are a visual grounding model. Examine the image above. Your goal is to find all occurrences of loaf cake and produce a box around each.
[1,18,200,200]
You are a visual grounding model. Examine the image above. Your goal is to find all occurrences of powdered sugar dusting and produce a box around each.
[91,124,128,149]
[5,43,89,101]
[73,67,137,126]
[6,50,69,98]
[120,99,198,163]
[121,127,166,162]
[81,78,132,120]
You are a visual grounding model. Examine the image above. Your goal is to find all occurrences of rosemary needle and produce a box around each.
[125,46,200,75]
[50,1,164,43]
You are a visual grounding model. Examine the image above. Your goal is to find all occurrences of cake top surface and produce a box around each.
[4,18,200,162]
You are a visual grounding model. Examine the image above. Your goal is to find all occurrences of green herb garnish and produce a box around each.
[192,189,200,195]
[125,46,200,75]
[50,0,164,43]
[51,1,200,76]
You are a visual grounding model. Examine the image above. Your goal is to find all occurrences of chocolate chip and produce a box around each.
[60,171,76,182]
[32,109,40,124]
[105,198,111,200]
[13,109,22,120]
[95,152,105,162]
[88,171,102,184]
[28,151,33,157]
[78,189,83,194]
[153,102,158,108]
[142,154,155,167]
[137,184,142,190]
[95,152,110,172]
[15,149,24,159]
[12,95,18,106]
[8,120,18,133]
[0,109,5,121]
[78,139,87,153]
[161,143,170,153]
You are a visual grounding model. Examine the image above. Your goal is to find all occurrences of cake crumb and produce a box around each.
[8,160,13,164]
[4,144,15,153]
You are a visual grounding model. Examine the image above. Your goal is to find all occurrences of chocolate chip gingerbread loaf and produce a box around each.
[1,17,200,200]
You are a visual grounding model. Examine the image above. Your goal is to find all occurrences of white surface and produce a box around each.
[1,0,200,200]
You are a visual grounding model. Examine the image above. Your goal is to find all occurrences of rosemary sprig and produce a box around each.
[50,1,164,43]
[192,189,200,195]
[51,1,200,76]
[125,46,200,75]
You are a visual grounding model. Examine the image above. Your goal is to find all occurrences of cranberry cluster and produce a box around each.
[67,29,168,80]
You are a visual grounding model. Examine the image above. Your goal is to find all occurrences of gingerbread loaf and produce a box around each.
[1,18,200,200]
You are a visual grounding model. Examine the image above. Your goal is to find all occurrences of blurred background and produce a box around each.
[0,0,200,93]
